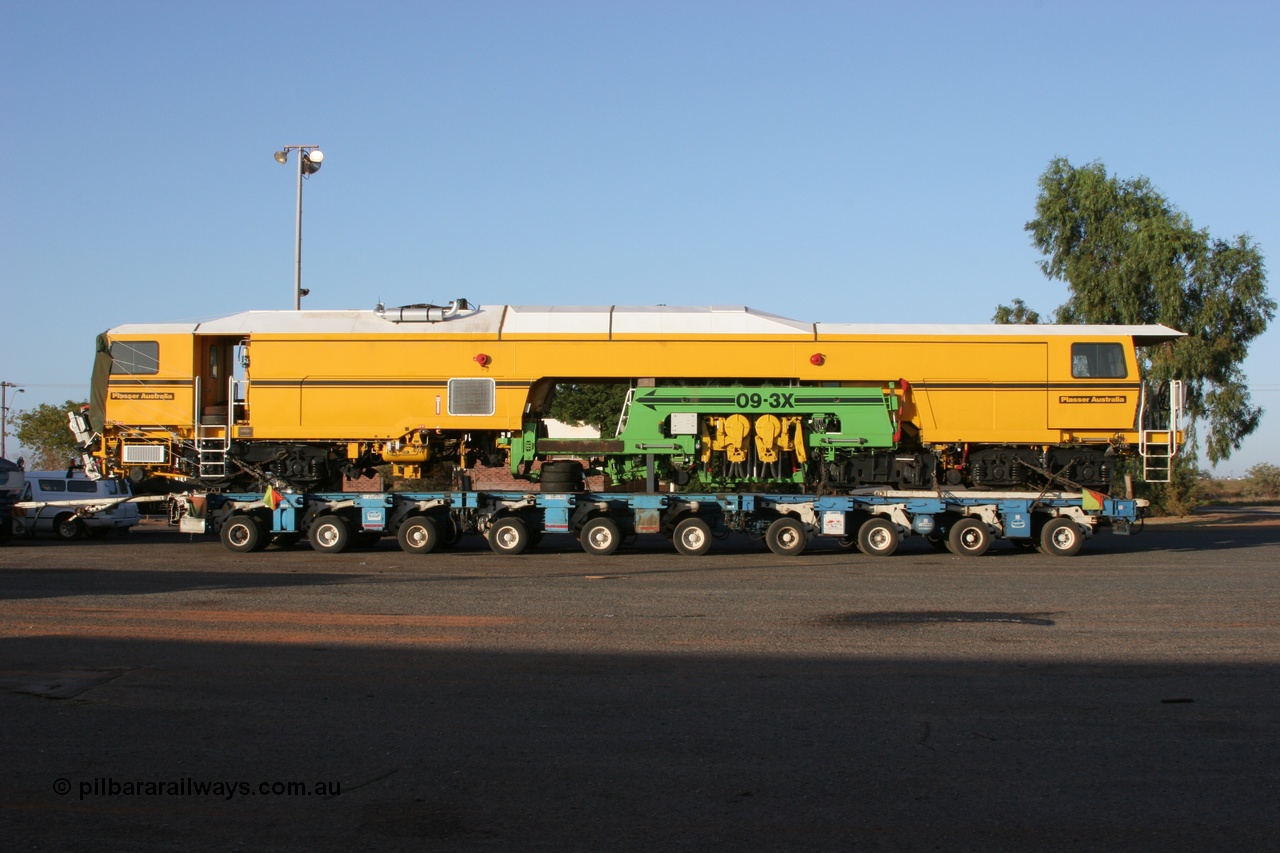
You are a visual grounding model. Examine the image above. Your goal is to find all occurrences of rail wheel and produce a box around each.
[1039,517,1084,557]
[221,513,267,553]
[397,515,441,554]
[309,514,352,554]
[673,516,712,557]
[947,517,991,557]
[580,516,621,556]
[488,517,531,555]
[765,516,807,557]
[856,516,899,557]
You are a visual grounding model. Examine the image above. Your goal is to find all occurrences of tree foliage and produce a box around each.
[1242,462,1280,499]
[991,298,1041,325]
[11,400,86,471]
[546,383,631,437]
[1022,157,1274,466]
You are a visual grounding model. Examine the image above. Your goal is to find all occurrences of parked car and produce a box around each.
[11,470,140,540]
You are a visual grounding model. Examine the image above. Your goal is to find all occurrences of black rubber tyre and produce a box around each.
[672,517,712,557]
[765,516,807,556]
[438,516,460,548]
[539,460,585,491]
[856,516,900,557]
[947,517,991,557]
[397,515,441,554]
[580,516,621,556]
[54,513,85,541]
[308,514,352,554]
[1039,517,1085,557]
[220,513,267,553]
[488,516,531,555]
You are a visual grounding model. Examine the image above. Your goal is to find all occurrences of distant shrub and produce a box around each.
[1242,462,1280,499]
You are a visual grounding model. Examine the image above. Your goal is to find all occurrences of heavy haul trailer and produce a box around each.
[180,484,1145,559]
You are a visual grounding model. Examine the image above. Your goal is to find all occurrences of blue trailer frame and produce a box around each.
[178,486,1145,559]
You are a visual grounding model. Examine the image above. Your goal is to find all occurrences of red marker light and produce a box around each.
[810,353,825,366]
[474,353,491,367]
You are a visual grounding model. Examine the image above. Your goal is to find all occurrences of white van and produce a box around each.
[12,470,141,540]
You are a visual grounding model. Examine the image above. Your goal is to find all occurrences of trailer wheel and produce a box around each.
[765,516,807,557]
[947,517,991,557]
[55,513,85,541]
[1039,517,1084,557]
[580,517,621,556]
[438,516,461,548]
[857,516,899,557]
[221,513,267,553]
[673,517,712,557]
[397,515,441,554]
[309,514,352,554]
[488,517,531,555]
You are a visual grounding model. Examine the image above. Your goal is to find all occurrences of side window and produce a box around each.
[111,340,160,375]
[68,481,96,493]
[1071,343,1127,379]
[38,479,67,492]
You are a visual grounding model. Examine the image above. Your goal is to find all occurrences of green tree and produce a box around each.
[991,297,1041,324]
[1242,462,1280,499]
[12,400,86,471]
[1010,157,1274,510]
[547,383,630,436]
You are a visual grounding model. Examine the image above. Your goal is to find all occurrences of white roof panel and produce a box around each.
[817,323,1185,343]
[611,305,814,336]
[501,305,612,336]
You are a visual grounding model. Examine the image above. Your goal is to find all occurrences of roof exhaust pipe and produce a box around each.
[375,298,471,323]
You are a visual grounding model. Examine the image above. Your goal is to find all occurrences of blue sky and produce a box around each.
[3,0,1277,472]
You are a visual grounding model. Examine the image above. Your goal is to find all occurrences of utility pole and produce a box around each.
[1,381,24,458]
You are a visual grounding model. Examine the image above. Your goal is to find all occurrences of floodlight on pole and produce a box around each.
[274,145,324,310]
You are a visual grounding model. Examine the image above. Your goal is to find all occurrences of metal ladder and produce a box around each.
[1139,380,1184,482]
[192,376,231,479]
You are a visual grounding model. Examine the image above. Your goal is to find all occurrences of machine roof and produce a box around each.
[105,305,1186,344]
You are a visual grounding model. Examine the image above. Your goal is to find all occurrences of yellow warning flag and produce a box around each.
[1082,489,1107,512]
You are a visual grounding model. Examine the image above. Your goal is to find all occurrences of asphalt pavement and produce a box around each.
[2,509,1277,851]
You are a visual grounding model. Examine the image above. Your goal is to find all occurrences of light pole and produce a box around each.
[1,381,23,459]
[273,145,324,310]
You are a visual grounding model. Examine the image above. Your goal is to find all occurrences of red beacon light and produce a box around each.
[810,353,825,366]
[474,353,491,367]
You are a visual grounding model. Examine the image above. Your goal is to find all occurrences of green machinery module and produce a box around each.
[508,383,924,490]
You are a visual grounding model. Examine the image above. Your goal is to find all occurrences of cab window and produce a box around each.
[111,341,160,375]
[38,479,67,492]
[1071,343,1127,378]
